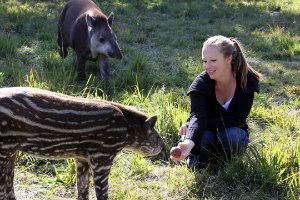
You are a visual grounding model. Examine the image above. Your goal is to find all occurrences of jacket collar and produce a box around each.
[188,71,259,100]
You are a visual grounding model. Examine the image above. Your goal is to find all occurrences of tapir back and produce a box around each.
[0,87,128,159]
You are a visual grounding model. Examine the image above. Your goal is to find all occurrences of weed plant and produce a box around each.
[0,0,299,199]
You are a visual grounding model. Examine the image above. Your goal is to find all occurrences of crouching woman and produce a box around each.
[171,35,263,168]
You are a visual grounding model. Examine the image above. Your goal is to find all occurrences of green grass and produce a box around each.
[1,0,300,199]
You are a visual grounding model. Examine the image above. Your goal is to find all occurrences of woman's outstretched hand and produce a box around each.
[170,139,195,161]
[178,123,188,136]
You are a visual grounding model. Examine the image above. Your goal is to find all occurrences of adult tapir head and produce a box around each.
[86,12,122,60]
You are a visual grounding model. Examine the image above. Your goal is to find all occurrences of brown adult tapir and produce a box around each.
[57,0,122,88]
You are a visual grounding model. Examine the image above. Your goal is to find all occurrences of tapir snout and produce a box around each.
[109,48,122,59]
[108,52,122,59]
[107,38,122,59]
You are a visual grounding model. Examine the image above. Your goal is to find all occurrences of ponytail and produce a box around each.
[230,38,262,89]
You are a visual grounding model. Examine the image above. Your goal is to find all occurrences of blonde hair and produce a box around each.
[203,35,263,89]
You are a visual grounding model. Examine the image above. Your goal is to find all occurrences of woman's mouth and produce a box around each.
[207,70,216,75]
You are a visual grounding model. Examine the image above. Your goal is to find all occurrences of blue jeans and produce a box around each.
[187,127,249,167]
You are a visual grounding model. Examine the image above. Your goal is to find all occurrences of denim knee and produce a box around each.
[199,130,217,155]
[219,127,249,155]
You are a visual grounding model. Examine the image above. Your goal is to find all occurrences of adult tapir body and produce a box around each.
[57,0,122,87]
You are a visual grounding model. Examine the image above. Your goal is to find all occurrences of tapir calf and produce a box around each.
[0,87,165,200]
[57,0,122,88]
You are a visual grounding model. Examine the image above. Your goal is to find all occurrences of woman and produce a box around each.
[170,35,262,168]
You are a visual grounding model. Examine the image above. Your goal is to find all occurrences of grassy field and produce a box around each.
[0,0,300,199]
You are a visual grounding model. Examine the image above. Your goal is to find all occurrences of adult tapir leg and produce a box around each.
[76,55,87,81]
[57,26,68,59]
[57,4,69,59]
[76,159,90,200]
[57,33,68,59]
[98,57,110,87]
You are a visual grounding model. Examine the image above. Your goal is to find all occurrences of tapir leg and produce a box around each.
[0,153,17,200]
[76,159,90,200]
[57,4,68,59]
[57,28,68,59]
[89,155,115,200]
[76,55,87,81]
[99,57,110,87]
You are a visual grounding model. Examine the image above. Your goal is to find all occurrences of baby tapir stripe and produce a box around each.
[0,87,165,200]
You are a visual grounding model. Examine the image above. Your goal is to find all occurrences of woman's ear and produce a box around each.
[226,55,233,64]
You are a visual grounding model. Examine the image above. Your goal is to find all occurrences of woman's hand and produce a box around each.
[178,123,189,136]
[170,139,195,161]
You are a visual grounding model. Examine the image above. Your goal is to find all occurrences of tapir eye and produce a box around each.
[99,37,105,43]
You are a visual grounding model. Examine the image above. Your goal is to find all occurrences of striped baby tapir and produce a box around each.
[0,87,165,200]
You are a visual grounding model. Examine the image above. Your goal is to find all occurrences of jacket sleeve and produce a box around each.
[208,92,255,129]
[186,92,208,144]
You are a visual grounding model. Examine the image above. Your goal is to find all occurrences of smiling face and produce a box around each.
[202,45,233,81]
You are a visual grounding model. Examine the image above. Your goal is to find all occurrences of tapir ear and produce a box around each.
[86,14,96,28]
[107,12,114,27]
[145,115,157,128]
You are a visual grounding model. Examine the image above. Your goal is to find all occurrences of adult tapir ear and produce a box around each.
[145,115,157,128]
[107,12,114,27]
[86,14,96,28]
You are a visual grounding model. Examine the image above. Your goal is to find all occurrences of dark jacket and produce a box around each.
[186,71,259,143]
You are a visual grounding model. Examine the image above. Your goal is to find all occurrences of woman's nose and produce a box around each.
[205,62,211,69]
